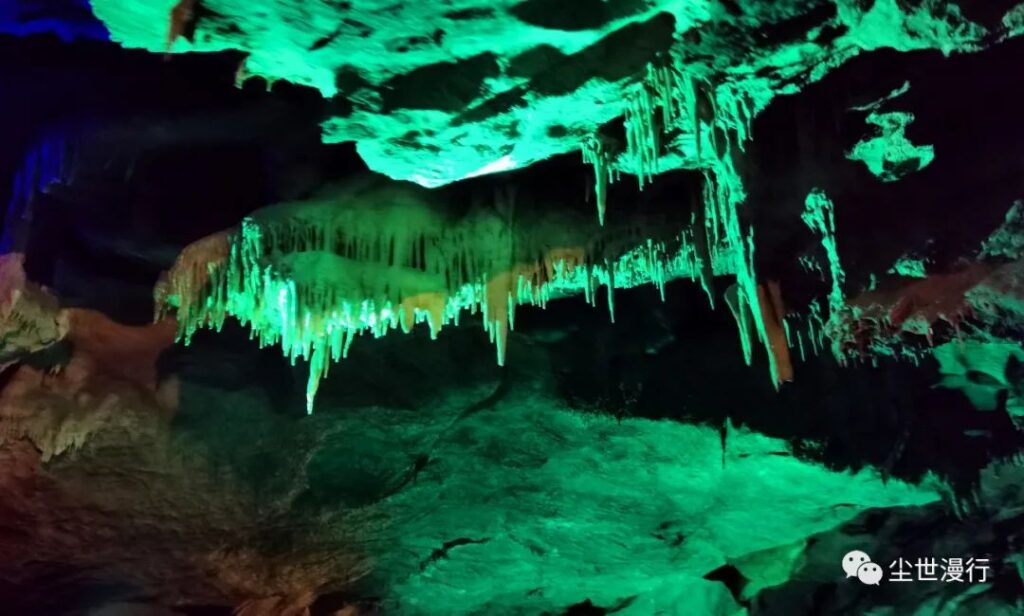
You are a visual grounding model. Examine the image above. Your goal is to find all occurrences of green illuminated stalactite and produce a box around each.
[581,137,615,226]
[606,260,617,323]
[704,145,780,385]
[802,190,846,321]
[579,58,783,385]
[581,63,703,224]
[624,87,660,190]
[807,303,822,356]
[690,185,716,308]
[165,186,717,411]
[724,282,754,364]
[168,55,806,408]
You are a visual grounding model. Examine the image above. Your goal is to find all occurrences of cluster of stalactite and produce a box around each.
[581,56,784,386]
[159,178,726,411]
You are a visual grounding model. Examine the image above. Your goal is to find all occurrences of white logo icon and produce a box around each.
[842,550,872,578]
[842,550,883,585]
[857,561,883,585]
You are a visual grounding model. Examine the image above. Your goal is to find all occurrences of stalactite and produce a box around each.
[155,230,231,327]
[802,190,845,314]
[724,282,754,364]
[757,281,794,385]
[593,57,786,386]
[802,189,848,361]
[160,181,709,411]
[581,136,615,226]
[623,86,660,190]
[689,181,715,308]
[606,260,617,322]
[699,142,779,382]
[161,56,788,409]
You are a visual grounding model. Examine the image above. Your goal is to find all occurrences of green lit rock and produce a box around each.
[345,386,940,613]
[979,200,1024,260]
[1004,3,1024,39]
[98,0,1013,397]
[933,340,1024,412]
[0,320,944,613]
[847,111,935,182]
[802,189,846,352]
[966,260,1024,330]
[889,254,929,278]
[90,0,999,187]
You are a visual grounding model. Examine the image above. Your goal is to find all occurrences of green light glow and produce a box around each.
[164,47,798,408]
[130,0,1015,400]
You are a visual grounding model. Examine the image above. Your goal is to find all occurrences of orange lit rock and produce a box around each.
[757,280,793,385]
[64,309,177,394]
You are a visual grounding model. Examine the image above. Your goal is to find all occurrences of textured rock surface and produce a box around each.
[0,309,939,613]
[0,253,68,364]
[90,1,1017,186]
[753,460,1024,615]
